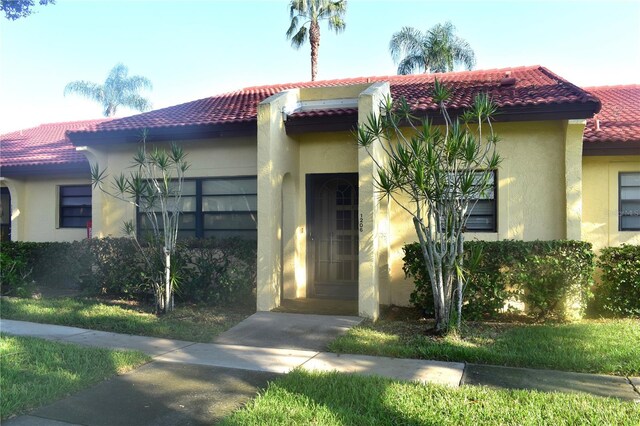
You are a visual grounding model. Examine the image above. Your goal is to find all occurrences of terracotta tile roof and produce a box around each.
[68,66,599,138]
[583,85,640,144]
[0,119,109,168]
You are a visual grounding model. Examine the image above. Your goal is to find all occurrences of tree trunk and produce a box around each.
[164,248,172,314]
[309,20,320,81]
[456,233,464,329]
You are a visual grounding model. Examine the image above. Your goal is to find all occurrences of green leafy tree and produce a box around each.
[286,0,347,81]
[2,0,54,20]
[356,81,501,334]
[389,22,476,75]
[91,131,189,314]
[64,63,152,117]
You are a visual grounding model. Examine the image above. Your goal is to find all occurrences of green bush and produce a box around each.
[403,240,595,321]
[82,237,145,297]
[0,246,34,297]
[178,238,257,305]
[0,238,257,306]
[0,241,91,292]
[593,244,640,317]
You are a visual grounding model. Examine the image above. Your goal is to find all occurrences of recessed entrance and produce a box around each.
[306,173,359,300]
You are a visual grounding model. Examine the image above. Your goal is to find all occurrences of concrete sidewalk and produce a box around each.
[2,317,639,425]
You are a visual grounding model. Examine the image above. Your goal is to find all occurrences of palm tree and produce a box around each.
[286,0,347,81]
[389,22,476,75]
[64,63,152,117]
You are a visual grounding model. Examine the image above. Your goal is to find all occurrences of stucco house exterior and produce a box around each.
[1,67,638,319]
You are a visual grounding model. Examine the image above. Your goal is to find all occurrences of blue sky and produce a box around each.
[1,0,638,133]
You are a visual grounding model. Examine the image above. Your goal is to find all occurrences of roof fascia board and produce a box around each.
[67,122,257,146]
[583,140,640,156]
[0,162,89,177]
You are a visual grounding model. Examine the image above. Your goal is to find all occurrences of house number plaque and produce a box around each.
[359,214,364,233]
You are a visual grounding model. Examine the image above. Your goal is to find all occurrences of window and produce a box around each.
[1,187,10,241]
[138,176,257,240]
[465,171,497,232]
[59,185,92,228]
[619,172,640,231]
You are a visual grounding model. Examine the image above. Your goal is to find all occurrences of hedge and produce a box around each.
[403,240,595,321]
[0,238,257,306]
[592,244,640,317]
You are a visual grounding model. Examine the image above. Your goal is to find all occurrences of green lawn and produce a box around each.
[0,297,254,343]
[329,317,640,376]
[221,370,640,426]
[0,334,150,419]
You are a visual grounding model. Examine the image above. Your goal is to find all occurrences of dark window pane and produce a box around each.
[61,217,91,228]
[203,195,257,212]
[621,201,640,216]
[60,186,91,197]
[61,196,92,206]
[336,210,352,230]
[620,215,640,230]
[204,212,257,230]
[203,178,257,195]
[204,230,257,240]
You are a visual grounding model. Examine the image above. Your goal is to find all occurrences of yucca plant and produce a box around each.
[356,80,501,334]
[91,130,189,313]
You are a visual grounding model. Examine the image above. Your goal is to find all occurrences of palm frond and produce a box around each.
[63,81,104,102]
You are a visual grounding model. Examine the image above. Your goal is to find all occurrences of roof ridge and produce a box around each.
[240,65,545,92]
[584,84,640,90]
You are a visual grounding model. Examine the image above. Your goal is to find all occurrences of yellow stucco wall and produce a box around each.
[1,175,90,242]
[582,155,640,252]
[385,120,573,306]
[83,137,257,237]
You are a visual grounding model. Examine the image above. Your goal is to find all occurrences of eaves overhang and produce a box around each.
[0,162,90,177]
[284,101,601,135]
[583,140,640,156]
[67,121,257,146]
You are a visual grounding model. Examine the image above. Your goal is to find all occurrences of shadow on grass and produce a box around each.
[0,334,148,419]
[222,370,640,426]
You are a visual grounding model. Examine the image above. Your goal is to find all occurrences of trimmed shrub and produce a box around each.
[593,244,640,317]
[0,241,91,291]
[1,237,257,306]
[177,238,257,305]
[403,240,595,321]
[82,237,145,297]
[0,245,34,297]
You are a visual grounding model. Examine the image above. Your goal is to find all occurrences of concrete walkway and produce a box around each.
[2,315,639,424]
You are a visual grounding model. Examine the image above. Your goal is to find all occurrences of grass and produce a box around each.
[329,314,640,376]
[0,296,255,343]
[0,333,150,419]
[221,370,640,426]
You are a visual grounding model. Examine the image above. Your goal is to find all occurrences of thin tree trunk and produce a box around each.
[309,20,320,81]
[456,233,464,329]
[164,248,171,314]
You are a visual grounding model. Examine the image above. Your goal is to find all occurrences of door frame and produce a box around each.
[305,172,359,299]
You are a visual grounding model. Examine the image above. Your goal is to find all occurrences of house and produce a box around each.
[1,66,638,319]
[0,119,109,242]
[581,85,640,251]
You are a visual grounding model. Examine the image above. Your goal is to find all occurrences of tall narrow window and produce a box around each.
[59,185,92,228]
[619,172,640,231]
[1,187,10,241]
[465,171,497,232]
